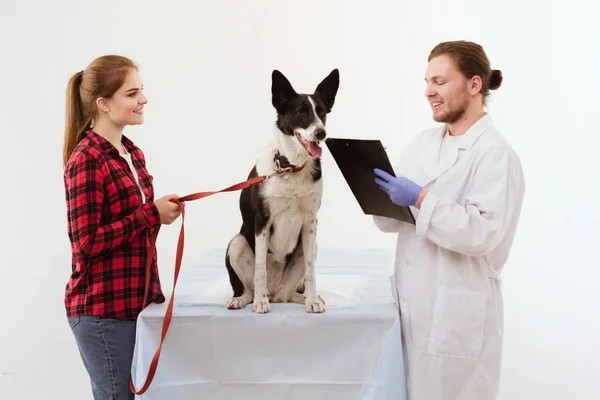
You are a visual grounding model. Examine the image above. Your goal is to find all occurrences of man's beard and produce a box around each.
[434,93,469,124]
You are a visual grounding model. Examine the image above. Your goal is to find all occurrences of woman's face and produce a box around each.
[99,68,147,127]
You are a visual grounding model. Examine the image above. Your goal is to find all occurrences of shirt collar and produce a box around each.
[439,113,492,150]
[83,129,136,156]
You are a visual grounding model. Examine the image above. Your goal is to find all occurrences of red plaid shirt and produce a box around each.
[64,130,165,320]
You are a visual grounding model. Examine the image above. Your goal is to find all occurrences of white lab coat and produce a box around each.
[374,114,525,400]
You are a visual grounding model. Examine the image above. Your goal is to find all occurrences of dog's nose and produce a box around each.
[314,129,326,141]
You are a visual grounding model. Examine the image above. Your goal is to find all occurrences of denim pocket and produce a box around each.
[68,316,80,330]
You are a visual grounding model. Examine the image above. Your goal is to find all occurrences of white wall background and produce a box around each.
[1,0,598,398]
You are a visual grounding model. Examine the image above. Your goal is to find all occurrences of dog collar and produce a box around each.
[273,149,306,173]
[292,163,306,172]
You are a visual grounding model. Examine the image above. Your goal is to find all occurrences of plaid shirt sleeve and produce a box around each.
[65,152,160,258]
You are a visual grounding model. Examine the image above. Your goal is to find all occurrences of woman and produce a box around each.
[63,55,181,399]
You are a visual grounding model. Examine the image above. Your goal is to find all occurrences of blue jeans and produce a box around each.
[68,315,137,400]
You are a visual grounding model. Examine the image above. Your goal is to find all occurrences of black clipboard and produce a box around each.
[325,137,415,225]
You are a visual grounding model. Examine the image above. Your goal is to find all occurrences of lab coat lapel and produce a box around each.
[421,114,492,186]
[420,126,451,183]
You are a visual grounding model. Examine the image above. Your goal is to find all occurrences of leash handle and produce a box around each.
[129,174,267,395]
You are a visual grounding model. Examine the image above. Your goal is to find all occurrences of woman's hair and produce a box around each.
[428,40,502,105]
[63,55,138,166]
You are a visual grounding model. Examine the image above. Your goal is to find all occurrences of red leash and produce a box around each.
[130,163,301,395]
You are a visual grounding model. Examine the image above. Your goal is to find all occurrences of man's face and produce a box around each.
[424,54,471,124]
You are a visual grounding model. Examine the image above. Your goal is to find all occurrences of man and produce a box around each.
[373,41,525,399]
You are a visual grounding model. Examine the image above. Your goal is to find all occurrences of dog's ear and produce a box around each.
[314,69,340,113]
[272,70,298,114]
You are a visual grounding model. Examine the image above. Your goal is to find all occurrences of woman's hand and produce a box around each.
[154,194,182,225]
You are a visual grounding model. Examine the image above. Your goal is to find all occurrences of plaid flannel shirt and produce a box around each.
[64,130,165,320]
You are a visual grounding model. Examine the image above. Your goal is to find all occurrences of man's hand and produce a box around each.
[374,168,422,207]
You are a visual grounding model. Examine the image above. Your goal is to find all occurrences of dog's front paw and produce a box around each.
[227,295,250,310]
[252,297,271,314]
[305,296,326,313]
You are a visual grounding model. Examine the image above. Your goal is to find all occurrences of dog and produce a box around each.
[224,68,340,314]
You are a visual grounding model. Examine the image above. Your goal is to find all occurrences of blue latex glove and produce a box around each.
[374,168,422,207]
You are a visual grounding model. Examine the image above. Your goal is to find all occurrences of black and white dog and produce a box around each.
[224,68,340,314]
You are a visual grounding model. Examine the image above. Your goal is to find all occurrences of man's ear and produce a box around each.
[470,75,483,95]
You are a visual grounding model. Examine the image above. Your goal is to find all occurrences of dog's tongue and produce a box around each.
[308,142,322,158]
